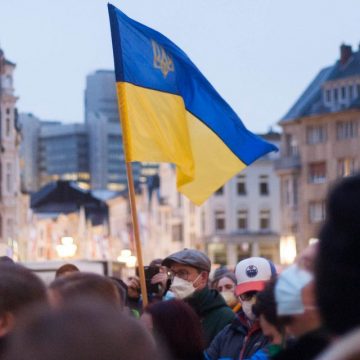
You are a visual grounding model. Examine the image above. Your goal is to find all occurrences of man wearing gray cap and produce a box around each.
[162,249,235,346]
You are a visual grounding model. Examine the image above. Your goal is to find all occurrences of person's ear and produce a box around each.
[0,312,15,337]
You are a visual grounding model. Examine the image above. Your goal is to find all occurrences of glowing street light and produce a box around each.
[56,236,77,258]
[117,249,137,267]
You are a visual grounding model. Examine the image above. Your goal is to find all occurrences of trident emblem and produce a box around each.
[152,40,175,78]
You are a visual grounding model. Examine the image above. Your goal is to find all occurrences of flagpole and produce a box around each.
[116,82,149,308]
[125,161,149,307]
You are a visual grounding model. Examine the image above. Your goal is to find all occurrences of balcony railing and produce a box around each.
[274,155,301,171]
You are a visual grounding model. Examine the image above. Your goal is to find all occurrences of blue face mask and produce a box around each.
[163,290,175,301]
[275,265,313,316]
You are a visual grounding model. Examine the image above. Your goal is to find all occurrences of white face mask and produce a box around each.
[221,291,238,307]
[241,299,257,321]
[170,274,201,299]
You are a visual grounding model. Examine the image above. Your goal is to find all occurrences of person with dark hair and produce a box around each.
[316,174,360,336]
[48,272,121,309]
[4,300,164,360]
[247,278,285,359]
[210,266,229,289]
[142,299,204,360]
[206,257,275,360]
[0,263,47,358]
[162,249,235,346]
[109,276,128,310]
[0,256,14,265]
[55,263,80,278]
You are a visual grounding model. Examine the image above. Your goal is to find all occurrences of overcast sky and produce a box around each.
[1,0,359,132]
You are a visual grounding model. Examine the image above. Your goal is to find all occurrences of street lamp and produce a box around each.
[117,249,137,267]
[280,235,297,265]
[56,236,77,258]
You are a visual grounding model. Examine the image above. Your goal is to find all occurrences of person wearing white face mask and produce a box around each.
[162,249,235,347]
[272,264,330,360]
[206,257,276,360]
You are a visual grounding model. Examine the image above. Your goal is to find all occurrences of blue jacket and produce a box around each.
[205,311,268,360]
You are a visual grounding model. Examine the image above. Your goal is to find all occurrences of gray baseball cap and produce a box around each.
[162,249,211,272]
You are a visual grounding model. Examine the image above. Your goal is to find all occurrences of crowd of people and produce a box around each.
[1,174,360,359]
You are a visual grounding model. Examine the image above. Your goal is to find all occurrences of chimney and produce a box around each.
[340,44,352,65]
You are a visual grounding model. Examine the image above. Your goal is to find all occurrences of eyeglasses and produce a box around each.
[239,291,258,301]
[168,269,191,281]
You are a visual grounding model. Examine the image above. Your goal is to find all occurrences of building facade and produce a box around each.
[276,43,360,251]
[0,49,22,256]
[18,114,89,191]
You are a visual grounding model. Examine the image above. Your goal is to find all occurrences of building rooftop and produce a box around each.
[281,43,360,123]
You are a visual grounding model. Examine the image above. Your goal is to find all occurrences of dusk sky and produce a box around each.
[1,0,359,132]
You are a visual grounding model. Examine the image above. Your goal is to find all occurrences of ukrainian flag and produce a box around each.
[108,4,277,205]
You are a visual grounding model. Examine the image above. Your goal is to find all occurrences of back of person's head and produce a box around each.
[49,272,121,308]
[144,299,204,360]
[0,256,15,265]
[109,277,128,310]
[0,263,46,316]
[316,173,360,335]
[4,300,164,360]
[55,263,80,278]
[0,263,46,337]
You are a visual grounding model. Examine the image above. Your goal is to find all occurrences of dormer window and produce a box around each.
[341,86,346,100]
[325,89,331,103]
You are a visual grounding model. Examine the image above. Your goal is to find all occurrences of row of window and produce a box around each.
[215,175,270,196]
[214,209,271,232]
[308,158,357,184]
[306,120,358,144]
[324,84,360,104]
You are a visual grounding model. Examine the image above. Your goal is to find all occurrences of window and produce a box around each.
[259,175,269,195]
[285,134,298,156]
[284,179,291,206]
[237,210,248,231]
[308,162,326,184]
[309,201,326,223]
[357,84,360,97]
[215,210,226,231]
[215,186,224,196]
[172,224,183,242]
[325,89,331,102]
[336,121,358,140]
[337,158,357,177]
[306,125,326,144]
[341,86,346,100]
[236,175,246,195]
[259,210,271,231]
[5,117,10,137]
[5,163,12,193]
[333,88,338,102]
[349,85,353,100]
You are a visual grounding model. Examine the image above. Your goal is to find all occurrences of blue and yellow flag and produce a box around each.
[108,4,277,205]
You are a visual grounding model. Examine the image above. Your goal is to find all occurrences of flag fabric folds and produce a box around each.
[108,4,277,205]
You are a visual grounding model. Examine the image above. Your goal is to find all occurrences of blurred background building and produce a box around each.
[276,43,360,252]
